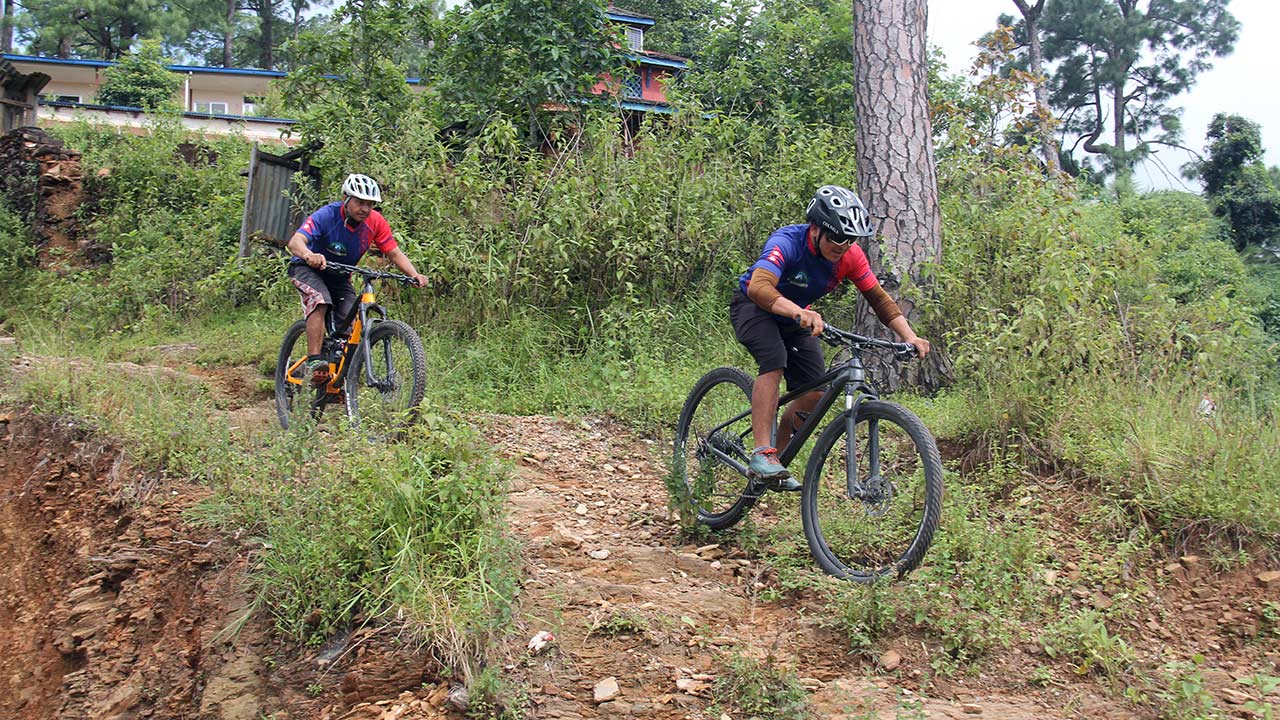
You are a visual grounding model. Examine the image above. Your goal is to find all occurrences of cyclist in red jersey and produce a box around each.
[286,174,428,386]
[732,185,931,490]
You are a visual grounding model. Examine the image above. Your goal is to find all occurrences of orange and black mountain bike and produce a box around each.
[274,262,427,436]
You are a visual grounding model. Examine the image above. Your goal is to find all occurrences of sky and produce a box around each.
[927,0,1280,191]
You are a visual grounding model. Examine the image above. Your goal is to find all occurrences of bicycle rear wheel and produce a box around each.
[275,319,322,429]
[801,400,943,581]
[345,319,427,438]
[673,367,758,530]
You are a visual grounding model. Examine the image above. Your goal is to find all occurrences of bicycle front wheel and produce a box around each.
[275,319,318,430]
[673,367,757,530]
[801,400,943,581]
[345,319,427,438]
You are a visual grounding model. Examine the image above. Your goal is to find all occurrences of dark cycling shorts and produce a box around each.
[729,291,825,391]
[289,263,357,331]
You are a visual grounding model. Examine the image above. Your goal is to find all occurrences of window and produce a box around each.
[193,101,229,114]
[622,71,642,99]
[40,94,81,103]
[625,26,643,52]
[243,95,264,116]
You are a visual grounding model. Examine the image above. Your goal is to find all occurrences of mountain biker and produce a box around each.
[732,185,931,491]
[286,173,429,386]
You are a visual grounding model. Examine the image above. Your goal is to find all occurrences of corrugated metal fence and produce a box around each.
[238,142,319,257]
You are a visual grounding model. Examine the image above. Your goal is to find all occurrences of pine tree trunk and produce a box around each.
[1,0,13,53]
[223,0,236,67]
[259,0,275,70]
[1112,81,1130,188]
[1013,0,1060,174]
[852,0,951,393]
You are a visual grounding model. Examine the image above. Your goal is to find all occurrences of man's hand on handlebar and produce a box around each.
[409,273,429,288]
[905,336,931,358]
[794,308,824,336]
[305,252,327,270]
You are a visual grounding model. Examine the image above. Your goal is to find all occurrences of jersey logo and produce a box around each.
[328,241,347,256]
[787,271,810,288]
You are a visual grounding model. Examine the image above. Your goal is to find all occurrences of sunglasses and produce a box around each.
[823,232,856,248]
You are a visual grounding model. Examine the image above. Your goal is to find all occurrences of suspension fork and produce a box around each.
[359,301,393,386]
[841,358,877,501]
[844,383,863,500]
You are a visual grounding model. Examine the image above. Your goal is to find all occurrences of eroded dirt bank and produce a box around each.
[2,396,1277,719]
[0,409,450,720]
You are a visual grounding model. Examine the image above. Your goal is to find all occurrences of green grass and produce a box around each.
[1050,377,1280,535]
[710,652,813,720]
[4,344,520,675]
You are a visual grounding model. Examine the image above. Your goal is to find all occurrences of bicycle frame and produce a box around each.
[280,273,391,397]
[699,353,885,500]
[325,276,389,392]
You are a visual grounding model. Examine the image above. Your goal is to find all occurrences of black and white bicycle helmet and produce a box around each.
[805,185,874,240]
[341,173,382,202]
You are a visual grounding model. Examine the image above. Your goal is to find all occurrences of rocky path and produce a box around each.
[4,339,1276,719]
[481,414,1090,719]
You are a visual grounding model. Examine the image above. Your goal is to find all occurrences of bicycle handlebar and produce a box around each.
[818,322,919,360]
[320,261,421,287]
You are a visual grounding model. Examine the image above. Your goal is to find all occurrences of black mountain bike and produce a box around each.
[673,324,943,582]
[274,261,427,436]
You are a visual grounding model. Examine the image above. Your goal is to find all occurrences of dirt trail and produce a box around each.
[481,414,1104,719]
[3,346,1278,718]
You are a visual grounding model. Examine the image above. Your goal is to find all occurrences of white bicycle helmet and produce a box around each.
[341,173,382,202]
[805,185,875,240]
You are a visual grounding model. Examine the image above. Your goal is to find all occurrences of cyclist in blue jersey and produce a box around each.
[286,174,429,386]
[732,185,931,490]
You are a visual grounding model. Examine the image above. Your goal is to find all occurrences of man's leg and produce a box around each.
[750,368,784,451]
[777,390,823,452]
[290,264,333,359]
[730,294,797,487]
[305,304,328,357]
[774,331,827,454]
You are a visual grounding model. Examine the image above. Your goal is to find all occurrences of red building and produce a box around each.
[591,7,689,139]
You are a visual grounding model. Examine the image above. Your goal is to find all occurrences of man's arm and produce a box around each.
[385,247,429,288]
[857,284,930,357]
[746,268,824,336]
[287,232,326,269]
[886,314,930,358]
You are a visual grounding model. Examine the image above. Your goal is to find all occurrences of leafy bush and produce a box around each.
[710,653,813,719]
[24,120,262,333]
[0,205,34,311]
[96,41,182,110]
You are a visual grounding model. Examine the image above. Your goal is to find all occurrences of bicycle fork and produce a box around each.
[842,381,883,504]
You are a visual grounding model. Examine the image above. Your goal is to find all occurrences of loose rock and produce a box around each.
[880,649,903,671]
[594,677,620,703]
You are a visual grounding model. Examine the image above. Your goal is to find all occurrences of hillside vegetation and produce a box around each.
[0,103,1277,717]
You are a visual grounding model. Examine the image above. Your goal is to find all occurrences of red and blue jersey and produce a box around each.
[291,201,397,268]
[737,224,879,307]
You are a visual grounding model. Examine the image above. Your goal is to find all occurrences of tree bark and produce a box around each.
[258,0,275,69]
[1112,78,1129,187]
[1013,0,1059,173]
[223,0,236,67]
[852,0,951,392]
[1,0,13,53]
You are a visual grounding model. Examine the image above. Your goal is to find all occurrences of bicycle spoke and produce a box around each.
[803,402,942,580]
[674,368,757,530]
[346,320,427,440]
